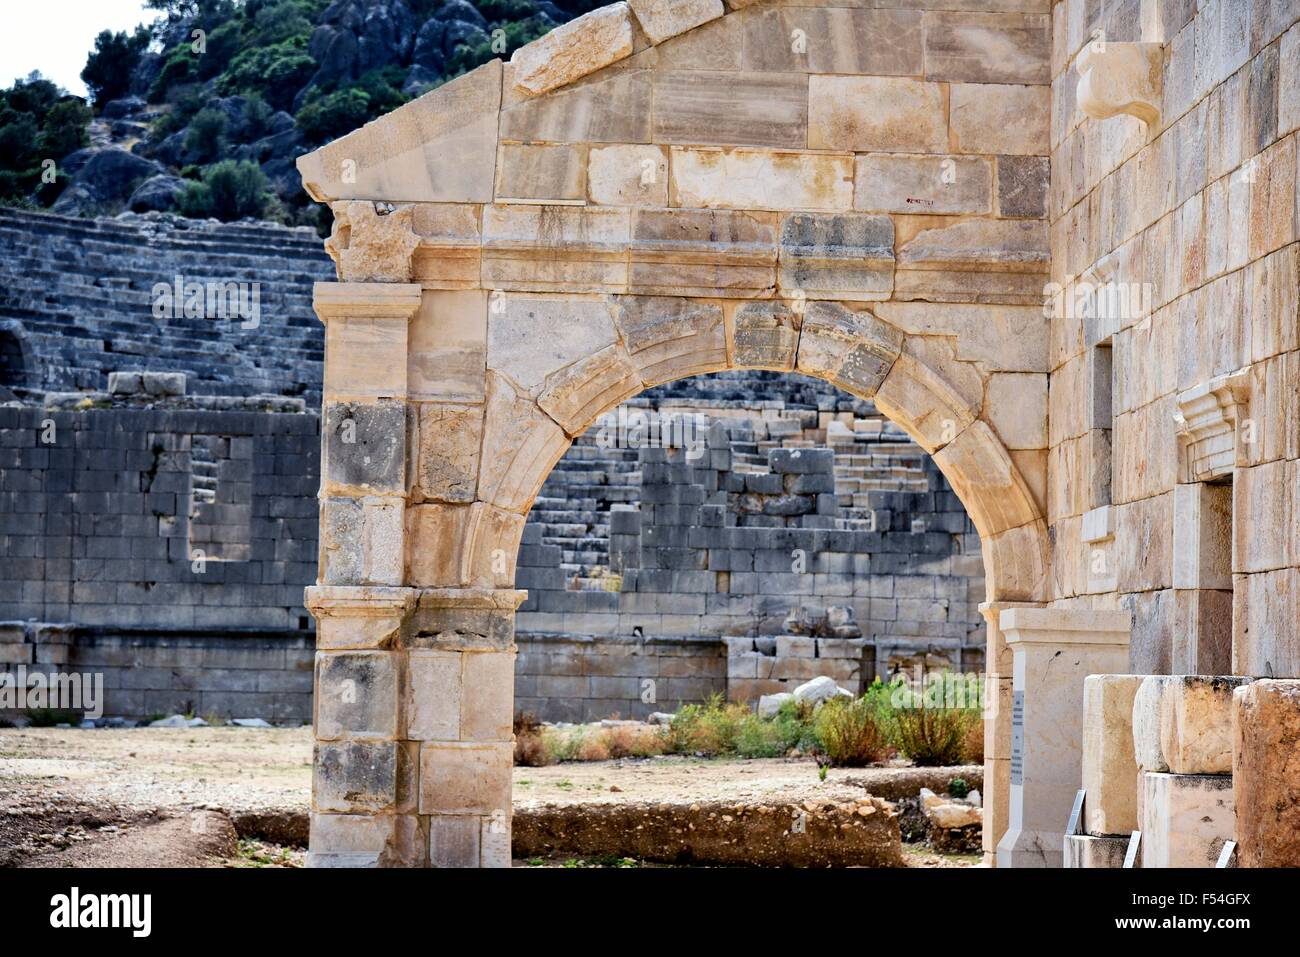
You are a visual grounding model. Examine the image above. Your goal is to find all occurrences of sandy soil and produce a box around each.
[0,727,980,867]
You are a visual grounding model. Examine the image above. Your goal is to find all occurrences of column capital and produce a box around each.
[305,585,418,650]
[1000,607,1132,645]
[313,281,422,324]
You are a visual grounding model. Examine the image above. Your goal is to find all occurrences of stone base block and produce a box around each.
[1233,679,1300,867]
[1063,833,1129,868]
[1140,771,1234,868]
[1081,674,1142,835]
[1160,675,1249,774]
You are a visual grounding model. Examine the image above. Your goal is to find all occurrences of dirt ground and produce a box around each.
[0,727,980,868]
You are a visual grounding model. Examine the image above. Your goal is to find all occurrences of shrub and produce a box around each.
[513,712,551,767]
[886,704,981,767]
[38,100,92,158]
[949,777,970,799]
[294,88,372,143]
[179,159,270,220]
[961,715,984,764]
[185,107,228,161]
[217,39,316,112]
[814,694,894,767]
[665,695,750,755]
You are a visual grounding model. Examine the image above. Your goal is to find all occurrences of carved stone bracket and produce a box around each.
[1076,41,1164,130]
[1173,370,1251,483]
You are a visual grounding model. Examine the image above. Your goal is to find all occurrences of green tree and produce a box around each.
[38,100,93,158]
[217,39,316,112]
[294,88,370,142]
[185,107,228,161]
[81,27,151,106]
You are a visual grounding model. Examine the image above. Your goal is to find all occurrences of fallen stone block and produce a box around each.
[758,692,793,718]
[1233,679,1300,867]
[1081,674,1143,835]
[1160,675,1249,774]
[513,795,903,867]
[1140,771,1234,868]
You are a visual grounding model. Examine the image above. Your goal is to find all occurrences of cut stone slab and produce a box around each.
[510,3,635,96]
[628,0,723,44]
[1081,674,1143,836]
[1233,679,1300,867]
[1063,833,1129,868]
[1140,771,1234,868]
[1159,675,1250,774]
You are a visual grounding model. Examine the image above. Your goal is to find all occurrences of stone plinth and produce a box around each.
[1063,833,1129,868]
[995,608,1131,868]
[1233,680,1300,867]
[1081,674,1143,835]
[1140,771,1234,869]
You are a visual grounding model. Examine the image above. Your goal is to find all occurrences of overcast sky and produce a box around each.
[1,1,157,97]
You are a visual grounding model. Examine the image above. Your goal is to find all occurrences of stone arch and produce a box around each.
[301,0,1054,868]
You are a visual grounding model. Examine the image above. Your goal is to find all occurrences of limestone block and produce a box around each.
[1160,676,1249,775]
[1062,833,1129,868]
[1131,675,1171,772]
[924,11,1049,85]
[898,219,1049,273]
[612,295,727,385]
[984,374,1047,450]
[315,741,399,813]
[297,61,501,203]
[309,813,394,868]
[853,154,992,215]
[461,651,515,741]
[406,650,462,741]
[494,143,585,203]
[872,302,1048,373]
[487,294,619,396]
[1233,680,1300,867]
[794,301,902,398]
[808,76,945,153]
[587,144,668,206]
[1172,589,1233,676]
[777,212,893,302]
[418,741,513,815]
[950,83,1049,156]
[306,586,417,651]
[629,208,777,297]
[406,502,525,588]
[499,64,651,144]
[1232,459,1296,575]
[1233,567,1300,678]
[652,71,807,149]
[407,290,487,403]
[323,400,406,496]
[1140,771,1234,868]
[1081,674,1143,835]
[934,422,1038,536]
[731,301,798,371]
[428,814,480,868]
[315,651,400,740]
[668,147,853,212]
[981,521,1049,603]
[997,155,1049,219]
[326,202,421,282]
[477,374,570,513]
[320,497,406,586]
[738,7,921,75]
[510,3,635,96]
[317,284,422,401]
[872,346,979,455]
[409,203,481,288]
[1112,493,1173,594]
[628,0,722,44]
[415,403,482,504]
[538,343,643,435]
[482,205,631,293]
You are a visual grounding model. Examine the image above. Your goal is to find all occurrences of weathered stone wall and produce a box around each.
[1047,0,1300,679]
[0,208,332,402]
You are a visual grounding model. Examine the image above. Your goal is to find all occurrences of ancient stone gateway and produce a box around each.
[298,0,1063,867]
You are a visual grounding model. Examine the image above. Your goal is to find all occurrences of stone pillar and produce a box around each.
[978,600,1040,867]
[306,586,524,867]
[1232,679,1300,867]
[995,608,1131,868]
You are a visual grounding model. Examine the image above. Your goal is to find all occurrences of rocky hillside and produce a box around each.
[0,0,593,229]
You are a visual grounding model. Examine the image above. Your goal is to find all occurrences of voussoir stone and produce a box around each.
[510,3,636,96]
